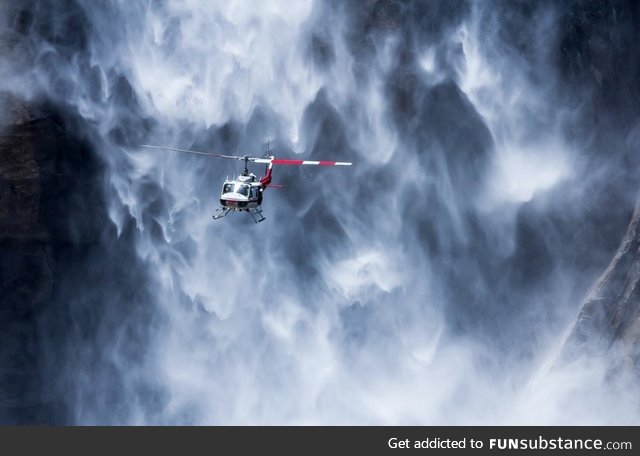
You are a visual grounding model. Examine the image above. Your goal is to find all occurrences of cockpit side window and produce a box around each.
[223,183,234,194]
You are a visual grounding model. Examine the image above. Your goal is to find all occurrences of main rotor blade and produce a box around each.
[141,145,353,166]
[141,144,243,160]
[270,158,352,166]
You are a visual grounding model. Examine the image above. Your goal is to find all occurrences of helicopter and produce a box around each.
[141,143,352,223]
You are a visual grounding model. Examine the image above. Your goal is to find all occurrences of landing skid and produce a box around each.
[248,207,266,223]
[212,207,232,220]
[212,207,265,223]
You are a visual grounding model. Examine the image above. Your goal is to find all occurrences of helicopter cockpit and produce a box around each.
[222,182,250,196]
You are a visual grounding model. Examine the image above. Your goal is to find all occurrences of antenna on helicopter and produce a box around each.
[241,155,250,176]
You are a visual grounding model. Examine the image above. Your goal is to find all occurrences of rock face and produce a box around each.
[562,198,640,376]
[1,96,54,423]
[0,94,103,423]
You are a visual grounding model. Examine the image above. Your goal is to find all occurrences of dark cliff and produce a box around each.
[0,94,159,424]
[0,94,104,423]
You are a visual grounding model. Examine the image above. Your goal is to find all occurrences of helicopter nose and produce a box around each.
[220,193,249,208]
[221,193,248,201]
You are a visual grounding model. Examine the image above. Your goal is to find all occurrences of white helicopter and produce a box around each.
[141,143,352,223]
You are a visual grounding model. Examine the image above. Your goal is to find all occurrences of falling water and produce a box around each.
[2,0,639,424]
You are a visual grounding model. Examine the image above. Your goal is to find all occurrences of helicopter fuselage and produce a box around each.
[219,173,264,210]
[213,159,274,222]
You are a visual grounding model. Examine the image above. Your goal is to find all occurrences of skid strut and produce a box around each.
[248,207,266,223]
[212,207,232,220]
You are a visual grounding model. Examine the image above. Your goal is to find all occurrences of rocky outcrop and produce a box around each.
[1,95,52,423]
[561,197,640,377]
[0,93,103,423]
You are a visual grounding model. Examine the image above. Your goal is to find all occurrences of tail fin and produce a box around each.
[260,161,273,187]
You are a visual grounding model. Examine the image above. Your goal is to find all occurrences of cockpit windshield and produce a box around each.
[222,182,249,196]
[236,184,249,196]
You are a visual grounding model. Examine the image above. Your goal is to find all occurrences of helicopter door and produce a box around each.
[250,187,259,201]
